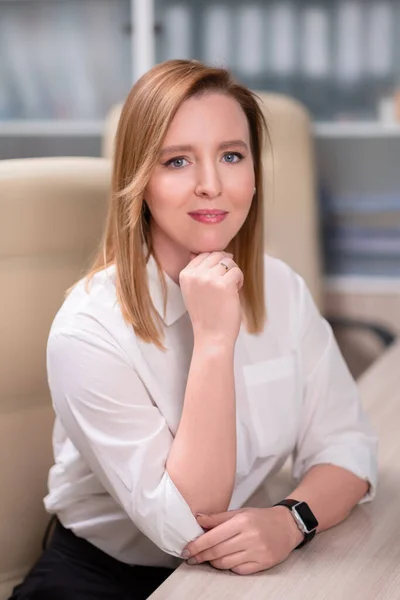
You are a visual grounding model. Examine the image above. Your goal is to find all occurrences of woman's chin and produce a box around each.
[189,235,234,255]
[190,244,228,255]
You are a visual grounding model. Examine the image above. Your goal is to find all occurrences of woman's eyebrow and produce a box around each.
[160,144,193,157]
[219,139,248,151]
[160,139,248,157]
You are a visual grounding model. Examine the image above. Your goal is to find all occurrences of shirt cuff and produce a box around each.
[156,472,205,557]
[292,447,378,505]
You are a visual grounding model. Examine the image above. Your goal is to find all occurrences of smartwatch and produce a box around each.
[273,499,319,549]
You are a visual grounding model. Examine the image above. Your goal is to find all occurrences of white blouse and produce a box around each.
[44,254,378,568]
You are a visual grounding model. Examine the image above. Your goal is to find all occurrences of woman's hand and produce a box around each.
[182,507,303,575]
[179,251,244,346]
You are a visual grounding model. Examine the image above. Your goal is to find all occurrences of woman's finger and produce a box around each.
[185,515,242,557]
[210,551,250,571]
[189,534,242,564]
[222,265,244,290]
[187,251,232,270]
[196,252,231,271]
[212,257,237,274]
[187,252,211,268]
[210,550,249,571]
[230,561,265,576]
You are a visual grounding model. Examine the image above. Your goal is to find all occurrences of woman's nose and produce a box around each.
[194,165,222,199]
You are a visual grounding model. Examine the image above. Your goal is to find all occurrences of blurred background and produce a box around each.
[2,0,400,124]
[1,0,400,374]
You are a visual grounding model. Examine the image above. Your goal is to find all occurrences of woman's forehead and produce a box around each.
[164,93,250,143]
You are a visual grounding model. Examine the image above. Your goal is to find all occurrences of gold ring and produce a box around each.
[220,261,229,271]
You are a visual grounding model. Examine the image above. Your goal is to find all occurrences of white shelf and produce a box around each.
[2,120,399,139]
[0,120,104,137]
[314,121,400,139]
[325,275,400,294]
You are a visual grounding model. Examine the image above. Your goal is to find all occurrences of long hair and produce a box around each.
[73,60,269,349]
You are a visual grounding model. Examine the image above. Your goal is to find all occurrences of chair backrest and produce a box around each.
[102,93,322,308]
[256,92,322,308]
[0,157,111,598]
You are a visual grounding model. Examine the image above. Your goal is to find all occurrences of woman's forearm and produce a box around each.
[279,464,370,543]
[166,339,237,516]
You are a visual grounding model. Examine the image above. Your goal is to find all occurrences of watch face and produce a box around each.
[293,502,319,533]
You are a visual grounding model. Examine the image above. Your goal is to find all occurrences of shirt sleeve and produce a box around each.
[291,275,378,503]
[46,327,204,557]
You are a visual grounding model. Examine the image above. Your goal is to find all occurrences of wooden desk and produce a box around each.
[150,341,400,600]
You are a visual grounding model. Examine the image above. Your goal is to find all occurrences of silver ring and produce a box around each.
[219,261,229,272]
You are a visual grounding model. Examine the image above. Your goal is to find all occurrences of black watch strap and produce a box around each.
[273,499,317,549]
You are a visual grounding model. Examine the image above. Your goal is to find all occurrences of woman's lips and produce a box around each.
[188,210,228,224]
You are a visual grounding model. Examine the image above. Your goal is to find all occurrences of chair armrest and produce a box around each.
[326,316,397,348]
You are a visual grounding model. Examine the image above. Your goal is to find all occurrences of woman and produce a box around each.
[10,59,378,600]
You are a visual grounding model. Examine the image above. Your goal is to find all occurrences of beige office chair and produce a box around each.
[0,157,111,599]
[256,92,322,307]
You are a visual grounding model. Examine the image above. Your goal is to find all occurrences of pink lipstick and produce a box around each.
[188,209,228,224]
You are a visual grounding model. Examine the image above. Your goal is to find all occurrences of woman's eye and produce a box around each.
[165,157,189,169]
[223,152,244,164]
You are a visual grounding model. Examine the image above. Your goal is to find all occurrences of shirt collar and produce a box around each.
[146,253,187,326]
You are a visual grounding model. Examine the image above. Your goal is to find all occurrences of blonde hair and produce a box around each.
[72,59,269,349]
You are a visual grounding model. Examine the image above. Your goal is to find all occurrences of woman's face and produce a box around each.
[144,92,255,263]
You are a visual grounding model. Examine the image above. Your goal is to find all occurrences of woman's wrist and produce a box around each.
[271,505,304,550]
[193,334,236,356]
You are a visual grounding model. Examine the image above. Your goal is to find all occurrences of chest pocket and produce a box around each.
[242,355,298,457]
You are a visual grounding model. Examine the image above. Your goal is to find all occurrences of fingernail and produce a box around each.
[187,558,197,565]
[196,513,207,518]
[181,549,191,559]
